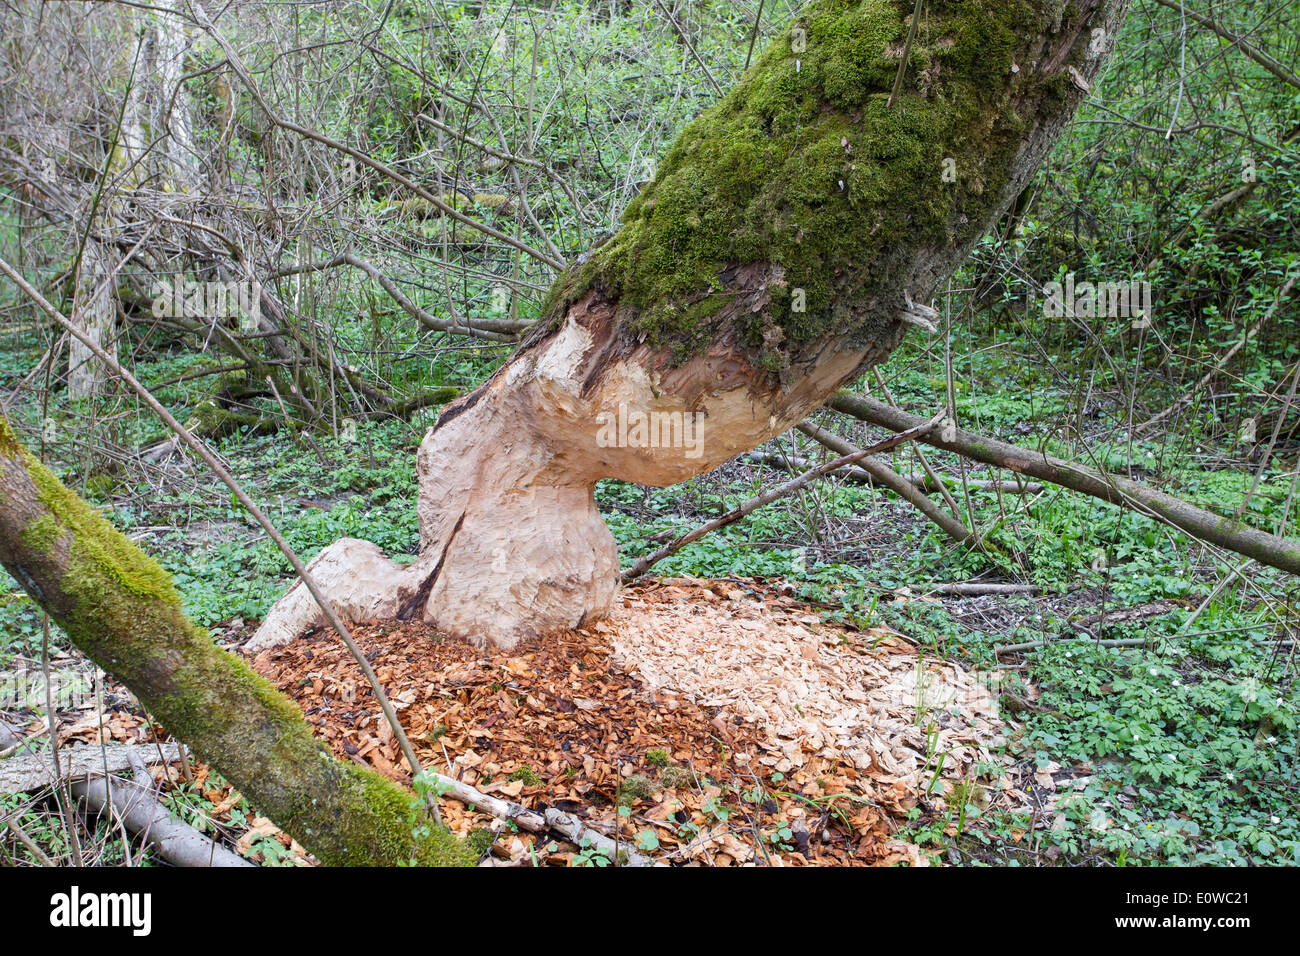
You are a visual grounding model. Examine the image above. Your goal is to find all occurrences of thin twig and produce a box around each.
[4,817,55,866]
[649,0,723,96]
[191,5,563,271]
[743,0,766,71]
[888,0,924,108]
[797,420,973,544]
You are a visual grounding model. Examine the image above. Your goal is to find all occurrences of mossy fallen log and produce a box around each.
[0,414,473,866]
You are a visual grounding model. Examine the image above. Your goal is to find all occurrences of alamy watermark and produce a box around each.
[150,276,262,331]
[50,887,151,936]
[1042,272,1153,327]
[595,402,705,459]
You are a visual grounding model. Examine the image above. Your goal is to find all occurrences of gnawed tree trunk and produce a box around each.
[0,415,473,866]
[252,0,1130,652]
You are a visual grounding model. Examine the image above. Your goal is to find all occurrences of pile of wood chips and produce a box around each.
[248,576,1027,866]
[608,578,1009,784]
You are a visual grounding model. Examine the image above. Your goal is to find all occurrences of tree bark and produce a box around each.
[0,415,473,866]
[67,238,114,401]
[70,749,253,868]
[252,0,1131,652]
[67,4,152,402]
[154,0,200,193]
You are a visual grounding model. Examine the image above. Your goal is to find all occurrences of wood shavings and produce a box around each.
[601,578,1011,796]
[242,578,1024,865]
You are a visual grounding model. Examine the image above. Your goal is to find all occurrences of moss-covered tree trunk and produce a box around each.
[0,415,472,866]
[252,0,1130,653]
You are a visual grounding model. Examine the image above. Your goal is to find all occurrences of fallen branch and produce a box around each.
[995,601,1191,654]
[0,743,180,796]
[870,367,971,522]
[931,582,1039,596]
[373,386,462,421]
[148,363,249,390]
[911,476,1043,496]
[996,635,1149,654]
[3,256,430,807]
[745,454,1043,495]
[829,392,1300,576]
[1077,598,1185,626]
[429,772,659,867]
[0,722,46,760]
[796,421,973,544]
[1145,128,1298,268]
[0,717,19,750]
[3,817,54,865]
[70,751,251,868]
[744,450,876,484]
[623,411,945,581]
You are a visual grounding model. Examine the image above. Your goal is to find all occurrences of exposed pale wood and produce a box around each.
[244,0,1132,651]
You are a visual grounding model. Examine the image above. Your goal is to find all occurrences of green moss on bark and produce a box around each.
[185,399,279,440]
[25,449,175,603]
[0,415,18,457]
[21,513,61,554]
[0,426,472,866]
[544,0,1063,367]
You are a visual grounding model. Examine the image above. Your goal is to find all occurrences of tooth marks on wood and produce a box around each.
[397,511,466,621]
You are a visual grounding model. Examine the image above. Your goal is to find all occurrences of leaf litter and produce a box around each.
[245,577,1028,866]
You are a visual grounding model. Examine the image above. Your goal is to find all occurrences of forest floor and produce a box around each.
[2,324,1296,866]
[248,578,1025,866]
[7,578,1040,867]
